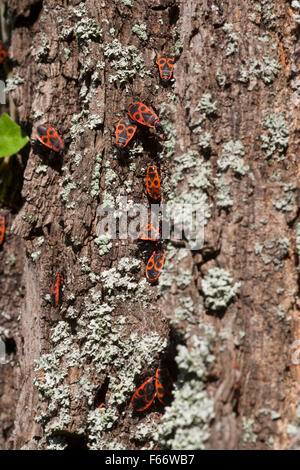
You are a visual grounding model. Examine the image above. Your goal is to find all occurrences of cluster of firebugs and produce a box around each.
[0,43,174,412]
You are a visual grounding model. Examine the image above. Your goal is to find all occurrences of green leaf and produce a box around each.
[0,113,29,158]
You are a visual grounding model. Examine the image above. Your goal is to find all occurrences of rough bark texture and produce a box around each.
[1,0,300,450]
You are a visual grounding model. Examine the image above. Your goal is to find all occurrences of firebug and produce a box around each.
[0,215,5,246]
[137,223,160,242]
[50,273,64,307]
[155,367,173,406]
[146,249,165,283]
[146,164,161,201]
[128,103,160,130]
[131,368,173,412]
[0,42,9,64]
[115,116,137,149]
[131,376,156,412]
[157,55,174,83]
[36,124,65,152]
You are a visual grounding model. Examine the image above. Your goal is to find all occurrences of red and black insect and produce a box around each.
[137,223,160,242]
[0,215,5,246]
[146,249,165,283]
[155,367,173,406]
[50,273,64,307]
[131,376,156,412]
[157,55,174,83]
[131,368,173,412]
[0,42,9,64]
[36,124,65,152]
[115,116,137,150]
[128,103,160,130]
[146,164,161,201]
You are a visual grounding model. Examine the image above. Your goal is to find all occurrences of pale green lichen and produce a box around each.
[287,405,300,448]
[272,184,295,212]
[103,39,149,88]
[31,251,41,262]
[292,0,300,10]
[105,166,117,186]
[47,436,68,450]
[198,132,211,150]
[86,408,118,449]
[217,141,249,176]
[157,328,216,450]
[5,76,25,92]
[215,176,233,208]
[261,112,290,160]
[73,4,102,43]
[35,165,48,174]
[242,417,258,444]
[254,0,278,28]
[131,416,157,449]
[249,55,281,84]
[132,23,148,41]
[202,268,240,311]
[33,34,50,61]
[90,154,103,198]
[35,276,165,448]
[254,238,289,270]
[223,23,239,56]
[87,114,103,129]
[216,70,226,87]
[195,93,217,118]
[94,234,112,256]
[166,149,213,232]
[173,296,203,326]
[158,102,177,159]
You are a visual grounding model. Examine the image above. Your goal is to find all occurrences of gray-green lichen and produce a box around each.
[222,23,239,57]
[261,112,290,160]
[242,417,258,444]
[34,278,166,449]
[195,93,217,119]
[215,176,233,208]
[35,165,48,174]
[157,327,216,450]
[165,149,212,232]
[31,251,41,262]
[94,234,112,256]
[158,102,176,160]
[72,3,102,43]
[202,268,240,311]
[272,184,295,212]
[287,405,300,447]
[90,153,103,198]
[249,55,281,84]
[132,23,148,41]
[216,70,226,87]
[103,39,150,88]
[291,1,300,23]
[217,141,249,176]
[254,237,289,270]
[253,0,278,28]
[5,76,25,92]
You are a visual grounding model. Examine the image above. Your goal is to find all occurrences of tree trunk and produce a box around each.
[1,0,300,450]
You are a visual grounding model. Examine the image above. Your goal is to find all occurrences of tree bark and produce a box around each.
[1,0,300,450]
